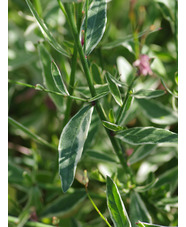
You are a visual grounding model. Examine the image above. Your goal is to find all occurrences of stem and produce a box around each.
[174,0,178,61]
[85,188,112,227]
[133,30,140,59]
[62,3,132,177]
[84,0,89,53]
[57,0,68,19]
[62,46,78,127]
[33,0,42,17]
[8,79,88,102]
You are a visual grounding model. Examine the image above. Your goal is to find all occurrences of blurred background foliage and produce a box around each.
[8,0,177,226]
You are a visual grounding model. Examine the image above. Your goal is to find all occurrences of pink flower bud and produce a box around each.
[133,54,153,76]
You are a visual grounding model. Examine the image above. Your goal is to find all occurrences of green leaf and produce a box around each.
[116,127,178,145]
[136,99,178,125]
[81,0,107,55]
[155,196,178,208]
[132,90,165,99]
[109,109,115,123]
[102,121,124,132]
[91,63,103,84]
[60,0,82,2]
[8,161,24,184]
[135,178,158,193]
[25,0,69,57]
[88,92,109,102]
[136,221,171,227]
[106,176,132,227]
[8,216,56,227]
[154,0,175,23]
[58,105,94,192]
[129,191,152,227]
[38,43,64,111]
[41,190,86,218]
[51,61,69,95]
[118,95,133,125]
[8,117,56,150]
[105,72,123,106]
[154,166,178,188]
[128,145,157,165]
[77,84,109,98]
[85,150,117,163]
[102,28,161,50]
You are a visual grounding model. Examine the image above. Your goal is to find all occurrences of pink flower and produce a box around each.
[133,54,153,76]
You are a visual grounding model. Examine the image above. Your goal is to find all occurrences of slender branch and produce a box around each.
[84,0,89,53]
[8,79,88,102]
[62,46,78,127]
[85,188,112,227]
[62,3,132,176]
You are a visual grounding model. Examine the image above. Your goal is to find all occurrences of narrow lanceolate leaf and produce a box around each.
[136,99,177,125]
[128,145,157,165]
[8,117,56,150]
[154,166,178,188]
[132,89,165,99]
[116,127,178,145]
[106,72,123,106]
[135,178,158,193]
[58,105,94,192]
[60,0,82,2]
[41,190,86,218]
[38,43,64,111]
[130,192,152,227]
[136,221,171,227]
[106,176,132,227]
[91,63,103,84]
[88,92,109,102]
[81,0,107,55]
[25,0,69,57]
[51,61,69,95]
[102,121,124,132]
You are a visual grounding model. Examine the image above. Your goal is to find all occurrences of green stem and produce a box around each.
[62,3,132,177]
[62,46,78,127]
[8,216,55,227]
[174,0,178,61]
[57,0,68,19]
[133,30,140,59]
[33,0,42,17]
[86,188,112,227]
[84,0,89,53]
[8,79,88,102]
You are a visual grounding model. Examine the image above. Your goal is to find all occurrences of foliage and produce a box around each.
[8,0,178,226]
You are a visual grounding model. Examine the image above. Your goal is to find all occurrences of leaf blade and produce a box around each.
[136,99,178,125]
[102,121,124,132]
[106,72,123,106]
[38,43,64,111]
[58,105,94,192]
[41,190,86,218]
[81,0,107,55]
[116,127,178,145]
[25,0,69,57]
[132,89,165,99]
[51,61,69,95]
[106,176,132,227]
[129,191,152,227]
